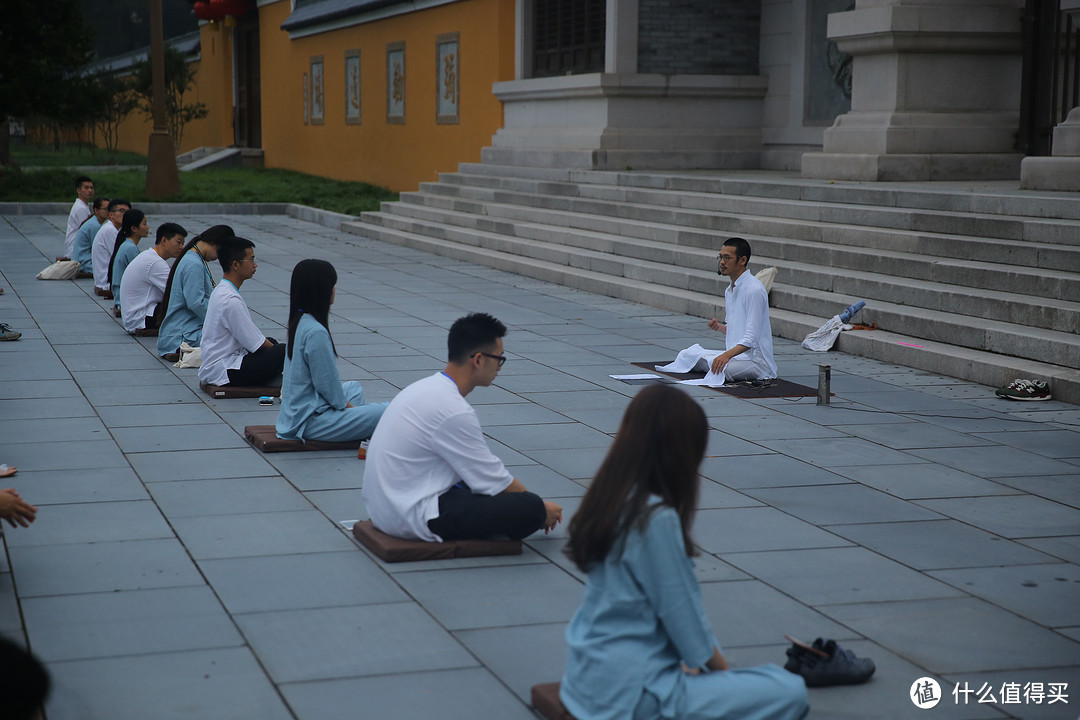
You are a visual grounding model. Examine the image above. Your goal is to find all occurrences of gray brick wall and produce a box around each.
[638,0,760,75]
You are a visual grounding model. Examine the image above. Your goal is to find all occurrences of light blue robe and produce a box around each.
[157,249,214,356]
[275,314,388,442]
[561,502,808,720]
[110,239,139,308]
[72,218,104,274]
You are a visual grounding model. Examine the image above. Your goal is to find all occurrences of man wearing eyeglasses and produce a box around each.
[706,237,777,381]
[362,312,562,544]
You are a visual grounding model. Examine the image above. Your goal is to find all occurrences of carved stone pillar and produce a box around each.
[802,0,1025,181]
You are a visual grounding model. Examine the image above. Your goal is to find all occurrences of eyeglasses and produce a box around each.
[239,256,257,264]
[474,352,507,367]
[717,253,737,262]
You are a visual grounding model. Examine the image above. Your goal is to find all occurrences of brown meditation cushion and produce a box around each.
[350,520,522,563]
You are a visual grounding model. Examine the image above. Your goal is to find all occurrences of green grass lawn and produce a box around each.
[1,149,398,216]
[12,143,147,168]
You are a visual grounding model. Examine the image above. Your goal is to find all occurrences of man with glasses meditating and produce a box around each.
[362,312,562,543]
[706,237,777,382]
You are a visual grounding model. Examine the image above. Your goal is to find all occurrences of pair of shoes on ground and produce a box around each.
[0,323,21,341]
[784,636,875,687]
[996,378,1051,401]
[95,288,114,300]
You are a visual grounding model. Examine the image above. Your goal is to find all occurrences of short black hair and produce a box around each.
[107,198,130,213]
[218,236,256,272]
[156,222,187,244]
[195,224,235,246]
[0,634,50,720]
[448,312,507,363]
[92,197,109,211]
[75,175,93,189]
[722,237,752,264]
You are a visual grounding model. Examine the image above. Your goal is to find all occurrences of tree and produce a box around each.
[87,72,140,159]
[132,45,207,152]
[0,0,96,168]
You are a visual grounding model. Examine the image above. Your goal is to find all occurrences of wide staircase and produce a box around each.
[344,164,1080,404]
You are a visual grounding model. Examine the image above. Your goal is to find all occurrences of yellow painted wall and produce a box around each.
[258,0,515,191]
[110,23,236,156]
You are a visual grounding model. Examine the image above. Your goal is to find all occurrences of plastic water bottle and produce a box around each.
[839,300,865,323]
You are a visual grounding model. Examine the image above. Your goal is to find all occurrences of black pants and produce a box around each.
[427,485,546,541]
[227,341,286,386]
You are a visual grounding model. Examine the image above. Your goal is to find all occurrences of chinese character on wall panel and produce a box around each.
[436,32,460,124]
[346,50,362,125]
[387,41,406,124]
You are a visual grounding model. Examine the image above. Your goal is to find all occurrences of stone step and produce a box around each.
[392,191,1080,303]
[382,199,1080,335]
[457,163,1080,223]
[344,218,1080,404]
[361,210,1080,369]
[428,173,1080,247]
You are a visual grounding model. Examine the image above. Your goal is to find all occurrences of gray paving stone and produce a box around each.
[522,446,606,479]
[693,507,851,555]
[112,423,247,453]
[22,586,242,661]
[15,466,149,505]
[846,421,995,450]
[393,564,583,630]
[744,484,943,525]
[81,383,200,405]
[830,520,1060,570]
[831,463,1018,500]
[0,416,110,443]
[235,603,478,683]
[699,580,857,649]
[910,446,1080,478]
[0,379,82,399]
[7,539,203,596]
[0,396,97,418]
[127,447,278,482]
[485,422,613,451]
[0,574,21,633]
[200,551,409,613]
[1018,535,1080,565]
[267,455,365,491]
[991,474,1080,509]
[473,401,571,426]
[758,436,924,468]
[45,647,295,720]
[699,453,850,489]
[147,477,311,517]
[280,667,538,720]
[95,402,223,427]
[973,429,1080,459]
[916,496,1080,538]
[170,510,357,560]
[822,597,1080,673]
[455,622,570,702]
[4,500,171,548]
[722,546,966,606]
[928,563,1080,628]
[721,414,847,441]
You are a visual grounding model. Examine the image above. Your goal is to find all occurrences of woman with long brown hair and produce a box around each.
[560,384,808,720]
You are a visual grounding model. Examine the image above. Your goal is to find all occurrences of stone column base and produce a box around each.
[1020,156,1080,191]
[485,73,768,170]
[801,152,1022,182]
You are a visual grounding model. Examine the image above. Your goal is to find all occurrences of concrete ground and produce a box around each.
[1,211,1078,720]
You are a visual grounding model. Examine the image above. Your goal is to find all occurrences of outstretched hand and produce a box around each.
[707,318,725,332]
[0,488,37,528]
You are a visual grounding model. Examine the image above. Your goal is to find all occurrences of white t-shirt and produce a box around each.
[362,372,515,542]
[119,248,170,333]
[92,222,119,290]
[65,198,91,258]
[198,280,266,386]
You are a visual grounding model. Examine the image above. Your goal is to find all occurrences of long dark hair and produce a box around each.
[566,385,708,572]
[107,208,145,285]
[287,259,338,360]
[154,224,234,325]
